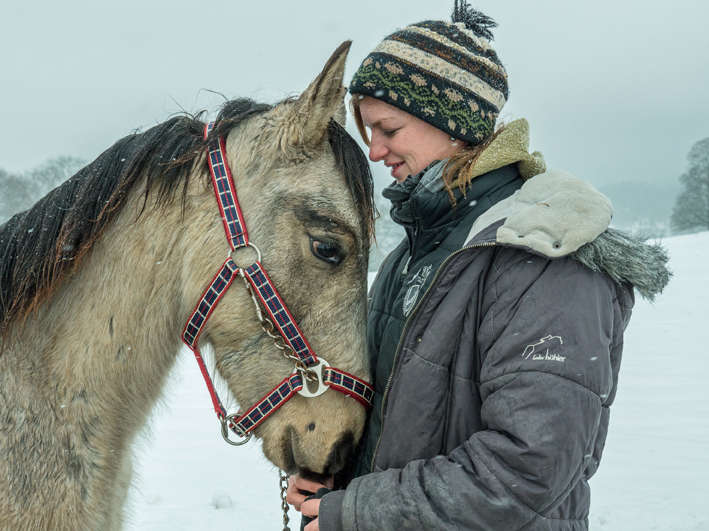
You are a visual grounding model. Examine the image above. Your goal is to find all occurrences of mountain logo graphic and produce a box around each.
[521,335,565,362]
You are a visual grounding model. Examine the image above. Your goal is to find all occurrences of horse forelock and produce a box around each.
[0,97,376,336]
[325,119,378,243]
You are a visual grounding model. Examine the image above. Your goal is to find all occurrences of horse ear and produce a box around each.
[298,40,351,134]
[333,101,347,127]
[269,41,351,154]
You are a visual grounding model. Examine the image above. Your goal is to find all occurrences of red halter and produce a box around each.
[181,122,373,445]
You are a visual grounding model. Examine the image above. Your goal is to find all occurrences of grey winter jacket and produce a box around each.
[318,150,670,530]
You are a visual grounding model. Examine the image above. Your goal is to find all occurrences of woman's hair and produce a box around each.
[350,94,506,206]
[440,124,506,205]
[349,96,370,150]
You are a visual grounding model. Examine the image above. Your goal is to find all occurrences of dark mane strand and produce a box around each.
[0,115,207,334]
[0,97,376,336]
[212,99,274,138]
[327,120,378,243]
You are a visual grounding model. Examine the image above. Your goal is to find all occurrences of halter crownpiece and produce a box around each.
[181,121,373,446]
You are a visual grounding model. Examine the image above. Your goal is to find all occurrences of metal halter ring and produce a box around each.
[231,241,262,269]
[221,413,252,446]
[294,358,330,398]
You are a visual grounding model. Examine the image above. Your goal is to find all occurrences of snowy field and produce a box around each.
[125,232,709,530]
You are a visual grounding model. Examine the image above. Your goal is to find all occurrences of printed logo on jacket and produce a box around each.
[521,335,566,363]
[403,265,433,317]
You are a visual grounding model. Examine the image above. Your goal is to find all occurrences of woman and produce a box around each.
[288,2,670,530]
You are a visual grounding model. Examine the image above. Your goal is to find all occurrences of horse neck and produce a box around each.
[9,184,193,440]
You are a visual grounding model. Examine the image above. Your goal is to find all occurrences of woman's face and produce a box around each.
[358,96,465,182]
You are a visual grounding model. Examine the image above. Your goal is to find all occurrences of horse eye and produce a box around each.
[310,239,344,265]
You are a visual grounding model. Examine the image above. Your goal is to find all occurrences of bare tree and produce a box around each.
[0,168,31,224]
[25,156,86,203]
[670,138,709,233]
[0,156,85,224]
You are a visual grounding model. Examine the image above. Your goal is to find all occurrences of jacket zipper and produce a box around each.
[402,199,422,276]
[370,240,497,473]
[402,226,418,276]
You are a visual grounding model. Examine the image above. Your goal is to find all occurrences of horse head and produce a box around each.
[179,42,373,477]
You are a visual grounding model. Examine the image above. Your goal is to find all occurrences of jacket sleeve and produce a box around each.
[319,252,625,531]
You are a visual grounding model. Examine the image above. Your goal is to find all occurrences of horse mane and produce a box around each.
[0,98,376,335]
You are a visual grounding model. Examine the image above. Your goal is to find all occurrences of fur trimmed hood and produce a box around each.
[572,228,671,302]
[466,169,671,301]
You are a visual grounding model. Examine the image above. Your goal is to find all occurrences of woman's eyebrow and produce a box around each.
[364,116,398,129]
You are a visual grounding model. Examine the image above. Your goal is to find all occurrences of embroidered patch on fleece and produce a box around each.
[403,264,433,316]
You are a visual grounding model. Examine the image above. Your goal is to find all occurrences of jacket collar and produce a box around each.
[463,170,671,302]
[383,160,521,233]
[466,169,614,258]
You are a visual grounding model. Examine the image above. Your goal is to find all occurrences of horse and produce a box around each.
[0,42,375,530]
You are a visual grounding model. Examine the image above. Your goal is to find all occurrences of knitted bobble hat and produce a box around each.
[349,1,508,145]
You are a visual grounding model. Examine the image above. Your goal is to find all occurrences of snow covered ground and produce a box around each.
[125,232,709,530]
[589,231,709,530]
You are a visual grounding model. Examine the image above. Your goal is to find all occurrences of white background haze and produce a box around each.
[2,0,708,190]
[1,1,708,529]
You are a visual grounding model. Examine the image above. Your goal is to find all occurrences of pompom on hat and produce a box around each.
[349,1,508,146]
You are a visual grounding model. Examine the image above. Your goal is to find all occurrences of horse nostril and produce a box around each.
[323,431,355,476]
[307,423,316,432]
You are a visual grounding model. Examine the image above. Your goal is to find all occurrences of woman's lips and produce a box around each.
[390,162,405,177]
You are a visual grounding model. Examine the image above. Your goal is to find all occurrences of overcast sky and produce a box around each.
[1,0,708,190]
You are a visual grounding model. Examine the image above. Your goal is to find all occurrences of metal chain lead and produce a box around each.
[279,469,291,531]
[241,275,318,382]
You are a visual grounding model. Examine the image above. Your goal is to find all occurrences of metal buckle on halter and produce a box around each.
[294,358,330,398]
[231,241,262,269]
[221,413,253,446]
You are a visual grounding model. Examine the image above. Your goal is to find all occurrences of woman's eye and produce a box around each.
[383,128,399,137]
[310,239,344,265]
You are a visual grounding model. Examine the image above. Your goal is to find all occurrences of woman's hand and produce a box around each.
[302,498,321,531]
[285,474,334,511]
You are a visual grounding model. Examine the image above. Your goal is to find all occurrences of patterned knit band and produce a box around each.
[350,14,508,145]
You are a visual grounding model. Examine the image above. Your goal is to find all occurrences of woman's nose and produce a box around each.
[368,136,388,162]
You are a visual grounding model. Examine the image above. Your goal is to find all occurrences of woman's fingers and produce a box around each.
[302,500,322,531]
[304,518,320,531]
[285,475,332,511]
[301,498,321,518]
[285,475,307,511]
[294,474,331,493]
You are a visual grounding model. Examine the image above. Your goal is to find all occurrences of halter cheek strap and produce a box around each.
[181,122,373,446]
